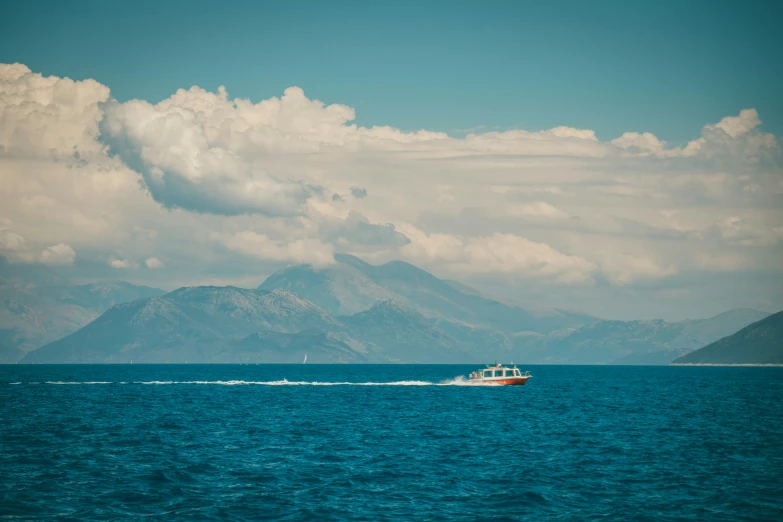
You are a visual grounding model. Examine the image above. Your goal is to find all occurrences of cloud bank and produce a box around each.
[1,62,781,317]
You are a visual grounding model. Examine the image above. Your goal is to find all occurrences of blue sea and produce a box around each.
[1,365,782,521]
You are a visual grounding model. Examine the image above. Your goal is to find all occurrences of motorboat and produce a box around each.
[468,363,531,385]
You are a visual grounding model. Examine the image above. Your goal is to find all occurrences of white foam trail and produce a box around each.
[132,377,501,386]
[9,382,21,385]
[42,381,110,385]
[134,380,435,386]
[23,376,504,387]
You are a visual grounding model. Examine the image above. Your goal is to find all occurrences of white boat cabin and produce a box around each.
[481,368,524,378]
[469,364,531,381]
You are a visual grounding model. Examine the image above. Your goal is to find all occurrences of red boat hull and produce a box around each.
[496,377,529,386]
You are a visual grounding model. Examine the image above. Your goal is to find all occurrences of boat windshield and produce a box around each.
[513,369,520,376]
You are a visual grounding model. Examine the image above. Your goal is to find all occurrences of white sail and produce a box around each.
[303,354,307,364]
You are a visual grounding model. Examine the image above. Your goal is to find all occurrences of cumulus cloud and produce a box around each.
[396,225,595,284]
[459,233,596,284]
[109,258,135,269]
[676,108,779,159]
[322,210,410,249]
[611,132,666,155]
[1,62,781,316]
[101,95,314,216]
[712,108,762,138]
[0,228,25,252]
[40,243,76,265]
[145,257,164,269]
[0,63,109,158]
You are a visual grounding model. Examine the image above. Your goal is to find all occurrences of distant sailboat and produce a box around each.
[303,354,307,364]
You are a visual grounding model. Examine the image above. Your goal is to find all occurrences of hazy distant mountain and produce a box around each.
[77,281,165,310]
[261,254,594,333]
[340,300,471,363]
[229,330,385,364]
[15,253,772,365]
[0,282,96,359]
[22,287,338,363]
[259,261,399,316]
[513,308,771,365]
[0,256,165,361]
[0,338,24,365]
[21,290,502,364]
[672,311,783,365]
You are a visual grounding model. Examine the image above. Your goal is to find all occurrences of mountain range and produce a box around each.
[672,311,783,365]
[3,254,777,364]
[0,256,164,363]
[259,253,594,333]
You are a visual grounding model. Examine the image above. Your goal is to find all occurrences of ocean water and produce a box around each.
[1,365,782,521]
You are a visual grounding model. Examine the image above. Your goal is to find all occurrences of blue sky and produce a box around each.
[2,0,781,143]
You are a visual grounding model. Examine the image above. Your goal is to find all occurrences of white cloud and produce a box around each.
[212,230,335,268]
[599,254,677,285]
[711,216,783,247]
[712,108,761,138]
[505,201,569,220]
[0,63,109,158]
[145,257,164,269]
[101,96,313,217]
[109,258,135,269]
[676,108,779,159]
[0,228,25,251]
[396,226,596,284]
[611,132,666,154]
[0,62,781,317]
[397,224,466,263]
[459,233,596,284]
[40,243,76,265]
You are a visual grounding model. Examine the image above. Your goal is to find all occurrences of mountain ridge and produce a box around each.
[672,311,783,365]
[0,256,166,361]
[10,254,773,365]
[261,253,595,334]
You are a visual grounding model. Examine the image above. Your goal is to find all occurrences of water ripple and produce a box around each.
[1,365,782,521]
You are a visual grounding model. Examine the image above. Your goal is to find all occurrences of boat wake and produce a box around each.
[8,377,502,387]
[133,376,501,386]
